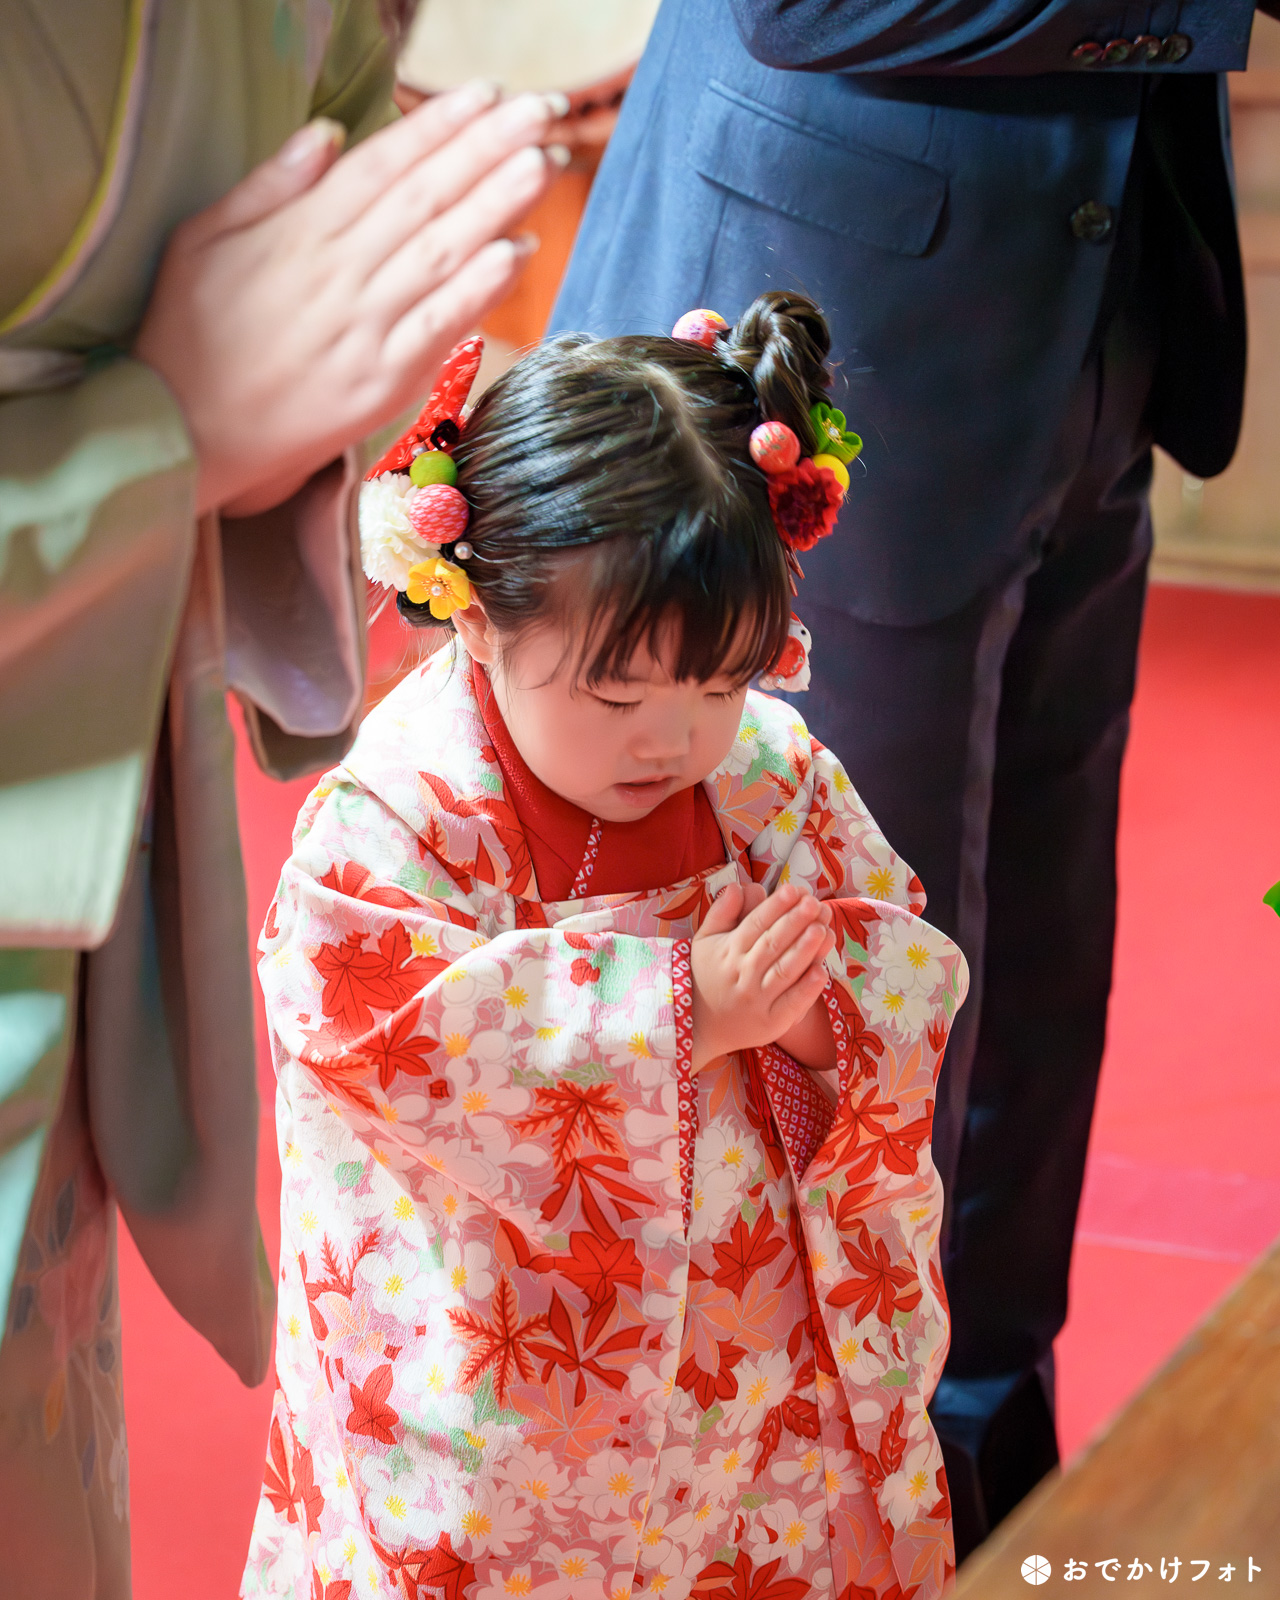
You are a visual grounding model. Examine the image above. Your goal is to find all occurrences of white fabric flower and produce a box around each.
[745,1495,826,1571]
[359,472,435,591]
[861,973,933,1038]
[882,1440,942,1527]
[870,917,949,999]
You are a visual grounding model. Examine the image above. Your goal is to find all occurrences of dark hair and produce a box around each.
[397,290,833,685]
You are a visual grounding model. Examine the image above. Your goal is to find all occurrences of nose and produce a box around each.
[630,718,693,766]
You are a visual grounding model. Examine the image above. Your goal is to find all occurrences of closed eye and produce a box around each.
[594,695,643,715]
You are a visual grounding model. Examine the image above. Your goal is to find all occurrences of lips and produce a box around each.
[612,775,678,806]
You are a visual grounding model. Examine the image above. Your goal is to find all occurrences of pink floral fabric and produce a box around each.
[242,647,969,1600]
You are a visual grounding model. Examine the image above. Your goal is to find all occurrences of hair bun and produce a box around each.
[724,291,833,453]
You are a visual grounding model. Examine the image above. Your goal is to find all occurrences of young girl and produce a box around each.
[244,294,968,1600]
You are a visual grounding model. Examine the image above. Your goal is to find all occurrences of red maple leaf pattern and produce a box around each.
[346,1363,399,1444]
[525,1288,646,1404]
[712,1201,786,1300]
[361,1002,440,1090]
[311,923,438,1039]
[677,1339,747,1410]
[446,1274,551,1406]
[513,1080,627,1168]
[318,859,423,910]
[826,1223,924,1323]
[370,1531,477,1600]
[262,1413,322,1532]
[695,1548,812,1600]
[537,1153,650,1233]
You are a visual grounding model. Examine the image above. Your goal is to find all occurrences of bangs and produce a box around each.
[552,511,792,688]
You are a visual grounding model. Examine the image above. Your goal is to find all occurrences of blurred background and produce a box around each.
[121,5,1280,1593]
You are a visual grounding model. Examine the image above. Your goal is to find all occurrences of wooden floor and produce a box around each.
[957,1240,1280,1592]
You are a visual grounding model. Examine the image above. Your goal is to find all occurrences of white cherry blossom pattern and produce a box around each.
[745,1495,828,1572]
[883,1440,944,1528]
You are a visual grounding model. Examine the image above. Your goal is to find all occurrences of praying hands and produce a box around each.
[690,879,838,1072]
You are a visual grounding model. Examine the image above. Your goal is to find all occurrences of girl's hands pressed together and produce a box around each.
[135,82,564,517]
[689,881,836,1073]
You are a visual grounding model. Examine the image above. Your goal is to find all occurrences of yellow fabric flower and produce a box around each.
[406,556,471,619]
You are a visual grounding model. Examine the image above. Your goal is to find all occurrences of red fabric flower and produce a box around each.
[767,458,844,551]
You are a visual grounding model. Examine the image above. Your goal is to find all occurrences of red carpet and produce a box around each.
[119,586,1280,1597]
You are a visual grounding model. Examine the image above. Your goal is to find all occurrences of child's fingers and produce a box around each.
[768,957,832,1034]
[731,881,806,951]
[756,921,834,999]
[696,883,746,940]
[738,890,825,971]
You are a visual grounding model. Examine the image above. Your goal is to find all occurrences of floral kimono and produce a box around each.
[244,644,968,1600]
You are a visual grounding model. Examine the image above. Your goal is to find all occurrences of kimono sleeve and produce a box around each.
[261,775,696,1247]
[0,358,196,948]
[777,737,969,1577]
[220,0,398,783]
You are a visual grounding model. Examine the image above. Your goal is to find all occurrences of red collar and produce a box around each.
[471,659,725,900]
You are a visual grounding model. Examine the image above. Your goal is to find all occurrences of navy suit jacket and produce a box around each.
[550,0,1257,624]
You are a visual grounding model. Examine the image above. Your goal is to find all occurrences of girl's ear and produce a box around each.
[452,597,498,664]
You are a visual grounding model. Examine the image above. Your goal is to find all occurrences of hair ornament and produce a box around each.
[365,336,483,478]
[359,335,482,600]
[409,450,458,487]
[406,482,470,544]
[810,453,850,492]
[406,555,471,620]
[809,401,862,466]
[671,308,728,347]
[766,457,845,553]
[749,421,801,475]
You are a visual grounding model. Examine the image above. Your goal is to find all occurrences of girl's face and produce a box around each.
[455,606,750,822]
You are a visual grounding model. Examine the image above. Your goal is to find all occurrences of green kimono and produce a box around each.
[0,1,394,1588]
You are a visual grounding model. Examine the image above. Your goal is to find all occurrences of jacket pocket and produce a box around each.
[687,80,946,257]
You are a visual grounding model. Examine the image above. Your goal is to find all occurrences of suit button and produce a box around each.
[1070,40,1103,66]
[1070,201,1114,243]
[1161,32,1192,63]
[1102,38,1133,65]
[1132,34,1162,62]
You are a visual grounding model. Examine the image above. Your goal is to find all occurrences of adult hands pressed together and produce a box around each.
[690,881,837,1074]
[136,81,563,516]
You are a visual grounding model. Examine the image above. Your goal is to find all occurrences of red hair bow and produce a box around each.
[365,335,484,480]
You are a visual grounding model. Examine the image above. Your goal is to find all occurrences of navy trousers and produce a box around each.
[793,290,1158,1557]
